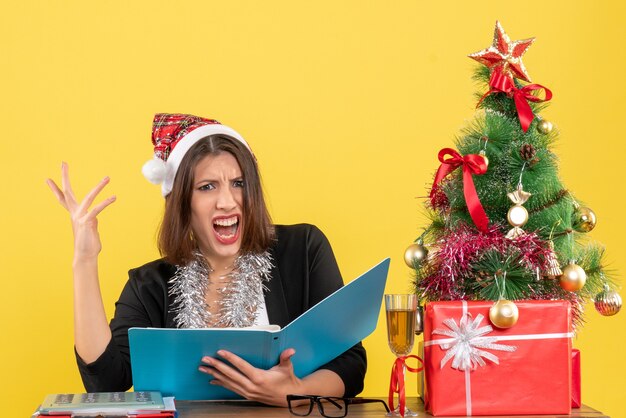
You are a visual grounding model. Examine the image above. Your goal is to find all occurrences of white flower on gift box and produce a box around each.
[433,313,517,371]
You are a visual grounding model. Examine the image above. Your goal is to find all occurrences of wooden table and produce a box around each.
[175,397,609,417]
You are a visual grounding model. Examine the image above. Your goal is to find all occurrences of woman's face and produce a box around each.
[190,152,244,266]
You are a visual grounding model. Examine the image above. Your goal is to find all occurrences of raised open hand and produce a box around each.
[46,162,116,261]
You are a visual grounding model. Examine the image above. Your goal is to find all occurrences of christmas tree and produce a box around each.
[408,21,622,327]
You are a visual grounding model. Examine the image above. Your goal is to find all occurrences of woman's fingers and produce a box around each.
[201,353,249,382]
[206,369,246,394]
[78,176,112,216]
[48,163,115,260]
[49,163,114,218]
[278,348,296,369]
[201,354,257,392]
[215,350,258,379]
[46,178,69,210]
[85,195,117,220]
[60,162,78,209]
[198,350,303,406]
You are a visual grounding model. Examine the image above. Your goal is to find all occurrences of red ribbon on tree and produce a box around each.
[429,148,489,232]
[388,355,424,417]
[478,68,552,132]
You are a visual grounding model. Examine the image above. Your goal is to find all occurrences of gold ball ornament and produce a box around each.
[594,284,622,316]
[507,205,529,227]
[404,242,428,268]
[559,263,587,291]
[572,206,597,233]
[537,119,553,134]
[479,150,489,168]
[489,299,519,328]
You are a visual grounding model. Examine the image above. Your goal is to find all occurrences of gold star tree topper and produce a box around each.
[468,21,535,82]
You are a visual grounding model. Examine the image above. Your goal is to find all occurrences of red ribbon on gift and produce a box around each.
[478,68,552,132]
[388,355,424,417]
[429,148,489,232]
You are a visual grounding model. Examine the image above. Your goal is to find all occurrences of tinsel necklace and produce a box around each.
[168,251,273,328]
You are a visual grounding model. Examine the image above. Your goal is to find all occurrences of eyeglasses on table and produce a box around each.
[287,394,390,417]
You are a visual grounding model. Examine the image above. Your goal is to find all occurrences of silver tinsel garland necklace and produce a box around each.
[168,251,273,328]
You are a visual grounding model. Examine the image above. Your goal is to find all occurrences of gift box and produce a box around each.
[423,300,572,416]
[416,341,424,399]
[572,348,581,408]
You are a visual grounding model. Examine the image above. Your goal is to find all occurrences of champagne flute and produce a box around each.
[385,294,418,417]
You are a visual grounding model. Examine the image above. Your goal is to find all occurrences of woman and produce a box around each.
[47,113,366,407]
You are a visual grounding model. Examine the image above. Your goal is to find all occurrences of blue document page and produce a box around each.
[129,258,390,400]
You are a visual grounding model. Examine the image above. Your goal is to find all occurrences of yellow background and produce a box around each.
[1,1,625,416]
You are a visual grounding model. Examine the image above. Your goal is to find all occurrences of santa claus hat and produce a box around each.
[142,113,252,196]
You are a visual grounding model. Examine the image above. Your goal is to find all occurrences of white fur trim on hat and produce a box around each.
[159,124,250,197]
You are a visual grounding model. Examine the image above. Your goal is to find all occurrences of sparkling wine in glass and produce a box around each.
[385,294,418,417]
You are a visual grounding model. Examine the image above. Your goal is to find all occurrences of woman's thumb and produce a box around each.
[279,348,296,367]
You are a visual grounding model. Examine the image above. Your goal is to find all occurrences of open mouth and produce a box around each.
[212,215,240,244]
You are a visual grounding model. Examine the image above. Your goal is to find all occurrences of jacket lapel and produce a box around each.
[264,263,291,328]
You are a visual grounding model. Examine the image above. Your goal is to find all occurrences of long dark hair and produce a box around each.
[158,135,274,265]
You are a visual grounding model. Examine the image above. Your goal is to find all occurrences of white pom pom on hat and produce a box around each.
[141,157,168,185]
[143,113,252,197]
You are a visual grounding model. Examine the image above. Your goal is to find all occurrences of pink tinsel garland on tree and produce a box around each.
[416,222,584,323]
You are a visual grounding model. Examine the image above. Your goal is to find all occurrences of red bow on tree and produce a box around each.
[429,148,489,232]
[479,68,552,132]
